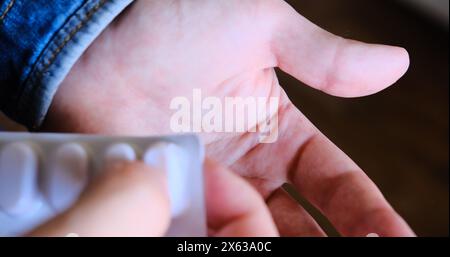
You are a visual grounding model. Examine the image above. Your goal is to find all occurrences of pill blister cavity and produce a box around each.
[104,143,137,165]
[42,143,89,212]
[0,142,39,216]
[144,143,191,218]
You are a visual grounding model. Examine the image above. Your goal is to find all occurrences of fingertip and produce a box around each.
[203,159,278,236]
[394,46,410,81]
[371,45,410,95]
[328,43,411,98]
[378,45,410,86]
[109,161,171,220]
[103,161,168,198]
[356,208,416,237]
[376,45,410,84]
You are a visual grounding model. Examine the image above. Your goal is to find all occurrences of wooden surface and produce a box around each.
[1,0,448,236]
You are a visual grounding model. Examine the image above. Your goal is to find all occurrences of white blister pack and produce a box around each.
[0,132,206,237]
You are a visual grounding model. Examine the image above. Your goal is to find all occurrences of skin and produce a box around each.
[42,0,414,236]
[30,160,278,237]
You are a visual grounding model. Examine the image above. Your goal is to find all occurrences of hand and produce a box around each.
[29,160,277,237]
[43,0,414,236]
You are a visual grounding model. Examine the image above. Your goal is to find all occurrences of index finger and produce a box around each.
[286,114,415,236]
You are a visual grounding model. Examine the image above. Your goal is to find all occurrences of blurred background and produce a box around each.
[1,0,448,236]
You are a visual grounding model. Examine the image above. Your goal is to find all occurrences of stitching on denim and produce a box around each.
[36,0,107,79]
[0,0,16,21]
[17,0,111,128]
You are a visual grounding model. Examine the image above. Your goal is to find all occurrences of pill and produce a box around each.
[104,143,136,164]
[42,143,89,212]
[0,142,39,216]
[144,143,190,218]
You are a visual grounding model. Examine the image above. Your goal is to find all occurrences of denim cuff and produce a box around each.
[0,0,133,130]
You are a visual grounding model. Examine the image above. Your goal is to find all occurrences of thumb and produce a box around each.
[272,1,409,97]
[29,162,171,237]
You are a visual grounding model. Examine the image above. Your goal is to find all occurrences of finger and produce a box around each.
[29,162,170,237]
[267,187,326,237]
[204,159,278,237]
[272,2,409,97]
[227,98,413,236]
[287,116,415,236]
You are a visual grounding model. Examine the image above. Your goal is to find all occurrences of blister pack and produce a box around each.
[0,132,206,237]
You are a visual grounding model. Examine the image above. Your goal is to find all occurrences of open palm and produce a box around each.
[43,0,414,236]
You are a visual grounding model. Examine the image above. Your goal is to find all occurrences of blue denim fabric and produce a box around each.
[0,0,133,130]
